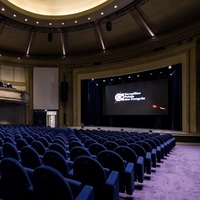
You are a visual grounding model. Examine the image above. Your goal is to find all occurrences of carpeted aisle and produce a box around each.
[120,144,200,200]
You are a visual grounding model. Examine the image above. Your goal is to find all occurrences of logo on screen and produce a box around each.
[114,92,145,104]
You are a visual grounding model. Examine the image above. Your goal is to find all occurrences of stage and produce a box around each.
[72,126,200,144]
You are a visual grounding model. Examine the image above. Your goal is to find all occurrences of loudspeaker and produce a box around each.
[106,21,112,31]
[48,33,53,42]
[61,82,68,102]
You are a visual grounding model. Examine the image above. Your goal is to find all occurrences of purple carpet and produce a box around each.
[120,144,200,200]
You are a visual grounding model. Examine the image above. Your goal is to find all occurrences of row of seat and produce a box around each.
[0,125,176,199]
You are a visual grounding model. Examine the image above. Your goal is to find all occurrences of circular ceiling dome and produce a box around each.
[3,0,115,18]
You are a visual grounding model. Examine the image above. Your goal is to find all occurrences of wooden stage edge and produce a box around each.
[71,126,200,144]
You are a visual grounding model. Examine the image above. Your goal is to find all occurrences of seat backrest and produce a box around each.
[97,150,125,174]
[43,150,69,177]
[114,146,137,164]
[115,139,128,146]
[70,146,91,161]
[16,138,29,150]
[88,143,107,156]
[137,141,152,153]
[73,155,106,187]
[127,143,146,157]
[38,136,50,148]
[4,136,15,145]
[49,143,68,159]
[69,141,83,151]
[53,139,66,148]
[84,139,97,148]
[31,140,46,155]
[0,157,32,199]
[32,165,74,200]
[25,135,35,145]
[21,146,43,169]
[2,142,21,161]
[103,141,118,150]
[96,137,108,144]
[144,139,157,149]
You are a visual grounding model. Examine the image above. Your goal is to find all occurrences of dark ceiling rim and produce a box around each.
[0,0,149,33]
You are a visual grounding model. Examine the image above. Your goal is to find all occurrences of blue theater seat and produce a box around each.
[2,142,21,161]
[0,157,34,200]
[114,146,144,185]
[97,150,134,195]
[43,150,71,177]
[21,146,43,169]
[127,143,152,176]
[32,165,94,200]
[69,155,119,200]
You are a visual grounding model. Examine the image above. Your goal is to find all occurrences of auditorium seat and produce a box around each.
[137,141,157,169]
[49,143,69,160]
[25,135,35,145]
[88,143,107,156]
[32,165,94,200]
[0,157,34,200]
[43,150,71,177]
[69,141,83,151]
[127,143,152,176]
[31,140,46,156]
[2,142,21,161]
[84,139,97,148]
[69,155,119,200]
[97,150,134,195]
[114,146,144,185]
[70,146,92,161]
[16,138,29,151]
[103,141,118,150]
[21,146,43,169]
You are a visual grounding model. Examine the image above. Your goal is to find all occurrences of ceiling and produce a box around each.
[0,0,200,59]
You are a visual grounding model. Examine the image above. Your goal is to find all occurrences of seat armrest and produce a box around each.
[105,171,119,200]
[76,185,94,200]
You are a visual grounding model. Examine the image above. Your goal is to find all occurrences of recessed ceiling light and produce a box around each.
[2,8,5,11]
[88,17,91,20]
[13,14,16,17]
[62,22,65,25]
[49,23,52,25]
[36,21,39,24]
[101,12,104,15]
[25,19,28,21]
[114,5,117,9]
[75,20,77,23]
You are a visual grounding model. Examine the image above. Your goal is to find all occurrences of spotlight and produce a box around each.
[48,33,53,42]
[106,21,112,31]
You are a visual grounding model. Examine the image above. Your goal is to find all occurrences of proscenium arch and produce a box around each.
[73,51,189,133]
